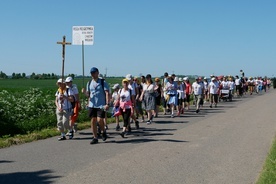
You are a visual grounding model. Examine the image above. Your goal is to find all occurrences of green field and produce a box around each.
[0,77,124,91]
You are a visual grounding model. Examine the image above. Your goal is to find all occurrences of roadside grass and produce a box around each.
[257,136,276,184]
[0,116,122,149]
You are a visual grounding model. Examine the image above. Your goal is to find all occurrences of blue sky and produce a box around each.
[0,0,275,78]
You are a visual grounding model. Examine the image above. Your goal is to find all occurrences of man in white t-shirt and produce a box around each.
[208,78,219,108]
[191,77,204,113]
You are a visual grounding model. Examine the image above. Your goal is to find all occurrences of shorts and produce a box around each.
[88,108,105,118]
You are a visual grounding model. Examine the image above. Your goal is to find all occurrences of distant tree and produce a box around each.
[12,73,15,79]
[68,74,75,79]
[0,71,8,79]
[22,73,26,78]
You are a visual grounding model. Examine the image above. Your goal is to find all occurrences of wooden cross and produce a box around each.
[57,36,71,83]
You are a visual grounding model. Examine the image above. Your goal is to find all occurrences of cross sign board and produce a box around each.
[72,26,94,45]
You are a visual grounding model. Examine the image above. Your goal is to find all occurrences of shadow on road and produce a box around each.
[106,138,188,144]
[0,169,60,184]
[0,160,14,164]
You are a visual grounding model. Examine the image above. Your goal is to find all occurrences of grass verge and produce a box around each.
[257,136,276,184]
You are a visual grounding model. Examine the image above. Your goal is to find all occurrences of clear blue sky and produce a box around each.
[0,0,275,78]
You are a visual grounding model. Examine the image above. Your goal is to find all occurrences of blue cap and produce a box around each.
[90,67,99,73]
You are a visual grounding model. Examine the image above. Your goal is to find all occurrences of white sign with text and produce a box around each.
[72,26,94,45]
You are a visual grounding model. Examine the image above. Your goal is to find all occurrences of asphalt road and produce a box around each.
[0,90,275,184]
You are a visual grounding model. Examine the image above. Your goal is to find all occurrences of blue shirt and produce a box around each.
[86,78,109,108]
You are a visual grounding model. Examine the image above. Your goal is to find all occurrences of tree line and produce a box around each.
[0,71,75,80]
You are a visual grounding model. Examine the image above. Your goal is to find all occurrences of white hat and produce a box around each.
[179,77,183,82]
[211,77,216,81]
[204,77,207,80]
[126,74,133,81]
[57,78,63,83]
[174,77,179,82]
[183,77,188,81]
[112,83,120,89]
[65,76,73,82]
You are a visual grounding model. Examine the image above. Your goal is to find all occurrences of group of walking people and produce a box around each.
[55,67,271,144]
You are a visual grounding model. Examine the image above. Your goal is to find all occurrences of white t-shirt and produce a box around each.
[209,81,219,94]
[228,81,235,90]
[68,84,79,101]
[235,79,241,86]
[221,81,229,89]
[119,89,132,109]
[112,91,119,102]
[192,82,203,95]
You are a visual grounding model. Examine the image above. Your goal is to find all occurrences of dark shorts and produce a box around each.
[184,94,190,103]
[88,108,105,118]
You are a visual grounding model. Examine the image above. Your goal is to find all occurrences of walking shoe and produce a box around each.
[90,138,98,144]
[196,109,199,113]
[127,125,132,133]
[171,114,174,118]
[209,105,212,108]
[73,123,78,133]
[135,121,139,129]
[68,130,74,139]
[120,132,125,138]
[146,120,151,125]
[105,125,108,130]
[102,131,107,141]
[115,125,120,131]
[58,136,66,141]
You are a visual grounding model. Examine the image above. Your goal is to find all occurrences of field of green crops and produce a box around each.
[0,77,123,137]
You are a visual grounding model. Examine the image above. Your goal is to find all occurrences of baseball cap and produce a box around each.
[90,67,99,73]
[211,77,216,81]
[183,77,188,81]
[174,77,179,82]
[57,78,63,83]
[179,77,183,82]
[65,76,73,82]
[126,74,133,81]
[122,78,129,83]
[112,83,120,89]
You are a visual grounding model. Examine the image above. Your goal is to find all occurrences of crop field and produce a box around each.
[0,77,123,137]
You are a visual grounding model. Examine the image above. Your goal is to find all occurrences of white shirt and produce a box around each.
[229,81,235,90]
[192,82,203,95]
[119,89,132,109]
[221,81,229,89]
[209,81,219,94]
[235,79,241,86]
[128,83,137,96]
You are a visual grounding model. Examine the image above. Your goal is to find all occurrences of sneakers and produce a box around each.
[58,136,66,141]
[135,121,139,129]
[171,114,174,118]
[120,132,125,138]
[115,125,120,131]
[105,125,108,130]
[68,130,74,139]
[90,138,98,144]
[147,120,151,125]
[196,109,199,113]
[102,131,107,141]
[209,105,212,108]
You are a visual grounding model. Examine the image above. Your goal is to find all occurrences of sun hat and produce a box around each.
[112,83,120,89]
[183,77,188,81]
[174,77,179,82]
[155,77,160,82]
[122,78,129,83]
[90,67,99,73]
[179,77,183,82]
[211,77,216,81]
[65,76,73,82]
